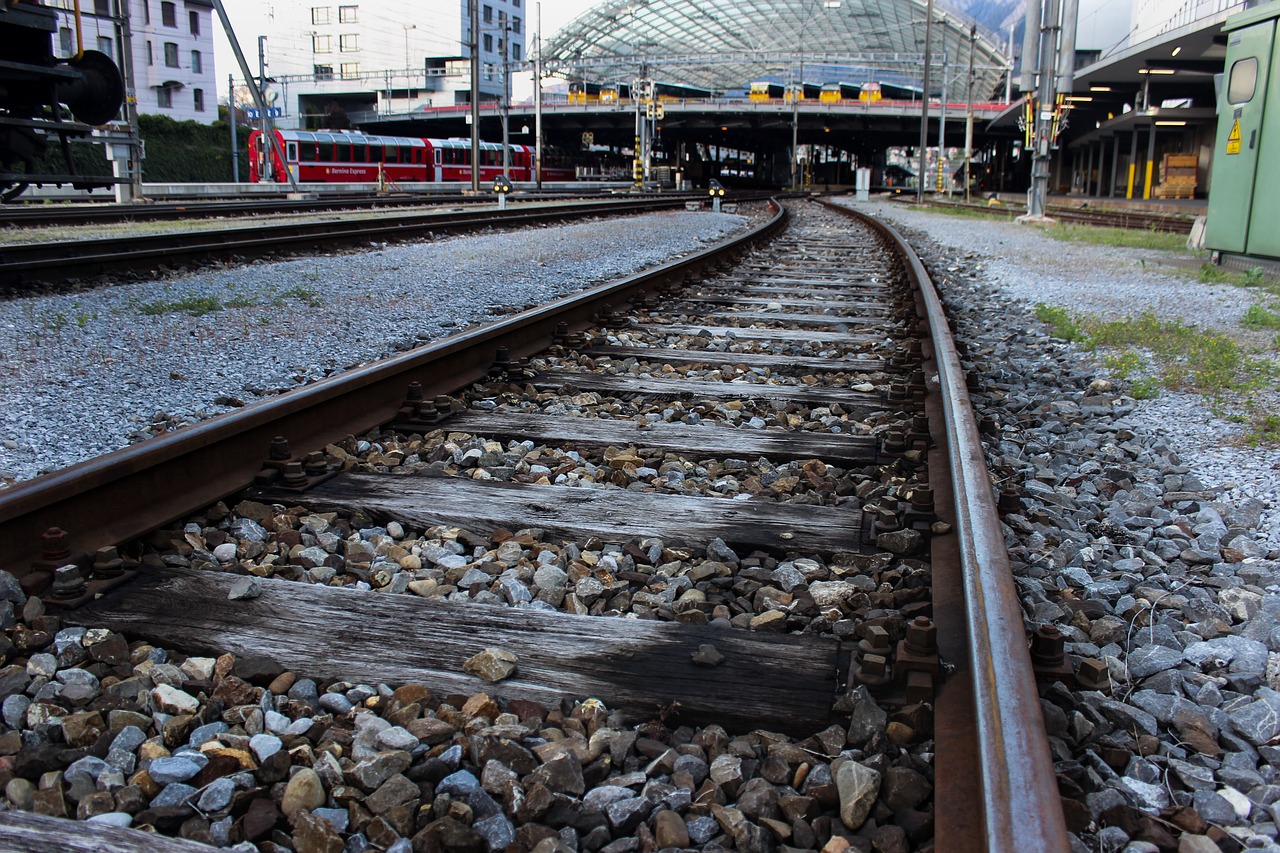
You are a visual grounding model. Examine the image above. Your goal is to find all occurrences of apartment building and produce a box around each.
[46,0,218,124]
[255,0,526,127]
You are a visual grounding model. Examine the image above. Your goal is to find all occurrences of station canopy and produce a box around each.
[542,0,1011,100]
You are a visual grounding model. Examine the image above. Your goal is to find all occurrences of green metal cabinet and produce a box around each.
[1205,5,1280,259]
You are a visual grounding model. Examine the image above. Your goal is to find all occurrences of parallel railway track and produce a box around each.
[0,196,705,288]
[0,200,1069,851]
[0,191,674,229]
[912,197,1196,234]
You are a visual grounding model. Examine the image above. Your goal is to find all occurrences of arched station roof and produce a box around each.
[543,0,1012,100]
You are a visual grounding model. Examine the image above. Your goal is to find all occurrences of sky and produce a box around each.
[212,0,602,103]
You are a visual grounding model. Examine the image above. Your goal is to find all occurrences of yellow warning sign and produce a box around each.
[1226,119,1242,155]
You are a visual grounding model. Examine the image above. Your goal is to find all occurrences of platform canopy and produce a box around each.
[542,0,1012,100]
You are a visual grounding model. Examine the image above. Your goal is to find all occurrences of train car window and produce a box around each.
[1228,57,1259,104]
[299,143,316,162]
[384,145,397,164]
[434,149,441,165]
[369,144,383,162]
[336,142,351,162]
[287,142,298,162]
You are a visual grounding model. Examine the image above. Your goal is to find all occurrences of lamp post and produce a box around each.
[916,0,934,203]
[403,23,415,72]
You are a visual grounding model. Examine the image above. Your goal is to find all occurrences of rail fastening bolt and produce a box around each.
[269,436,291,461]
[40,527,71,563]
[904,616,938,656]
[1031,624,1066,668]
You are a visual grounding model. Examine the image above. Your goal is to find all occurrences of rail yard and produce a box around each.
[0,196,1276,853]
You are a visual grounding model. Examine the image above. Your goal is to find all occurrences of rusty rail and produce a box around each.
[0,203,788,575]
[819,199,1070,853]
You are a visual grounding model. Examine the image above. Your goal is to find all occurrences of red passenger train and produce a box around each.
[247,129,576,184]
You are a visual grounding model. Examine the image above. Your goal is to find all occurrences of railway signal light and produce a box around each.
[492,175,513,210]
[708,179,726,212]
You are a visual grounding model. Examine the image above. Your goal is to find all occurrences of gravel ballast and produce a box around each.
[846,197,1280,853]
[0,210,748,485]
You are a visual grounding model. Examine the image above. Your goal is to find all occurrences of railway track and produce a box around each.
[0,200,1069,851]
[0,196,705,288]
[0,191,670,230]
[912,197,1196,234]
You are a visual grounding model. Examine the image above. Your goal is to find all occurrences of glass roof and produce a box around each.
[543,0,1011,99]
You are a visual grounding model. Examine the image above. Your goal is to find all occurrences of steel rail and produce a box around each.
[0,189,721,229]
[819,199,1071,853]
[0,192,594,228]
[912,198,1194,233]
[0,202,788,574]
[0,197,704,287]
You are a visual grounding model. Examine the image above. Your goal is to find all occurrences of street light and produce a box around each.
[403,23,415,72]
[791,0,842,190]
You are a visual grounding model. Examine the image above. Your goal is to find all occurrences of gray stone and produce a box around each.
[150,782,197,809]
[473,813,516,851]
[227,577,263,600]
[1127,645,1184,680]
[582,785,634,812]
[147,756,203,785]
[605,796,652,834]
[834,759,880,830]
[1228,688,1280,747]
[197,777,236,813]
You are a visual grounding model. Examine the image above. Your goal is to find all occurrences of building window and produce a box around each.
[512,0,519,6]
[312,34,331,53]
[157,86,173,108]
[164,42,178,67]
[340,63,360,78]
[146,40,153,65]
[189,10,199,35]
[194,88,204,111]
[512,43,521,60]
[143,0,149,24]
[511,16,520,33]
[338,4,357,23]
[314,64,334,80]
[97,36,113,55]
[482,33,492,52]
[483,4,492,22]
[161,1,175,26]
[94,0,109,15]
[339,33,358,52]
[311,6,330,24]
[59,27,73,55]
[191,49,201,73]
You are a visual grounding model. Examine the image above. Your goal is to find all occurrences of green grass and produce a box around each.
[1034,303,1085,342]
[919,204,1015,222]
[1242,304,1280,330]
[136,295,223,317]
[1045,223,1188,252]
[1034,305,1280,445]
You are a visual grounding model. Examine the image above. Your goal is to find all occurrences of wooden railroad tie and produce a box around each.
[431,410,880,465]
[71,567,841,735]
[581,344,884,375]
[260,472,869,557]
[529,371,887,415]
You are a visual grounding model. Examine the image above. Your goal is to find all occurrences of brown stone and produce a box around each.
[88,634,130,665]
[282,768,326,818]
[269,672,298,696]
[211,675,258,707]
[76,790,116,820]
[412,816,486,853]
[61,711,106,748]
[652,810,690,848]
[32,787,68,818]
[293,804,345,850]
[392,684,433,707]
[461,693,500,720]
[241,797,280,841]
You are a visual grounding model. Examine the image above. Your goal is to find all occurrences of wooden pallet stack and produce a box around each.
[1155,153,1198,199]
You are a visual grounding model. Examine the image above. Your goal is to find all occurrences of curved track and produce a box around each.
[0,199,1070,852]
